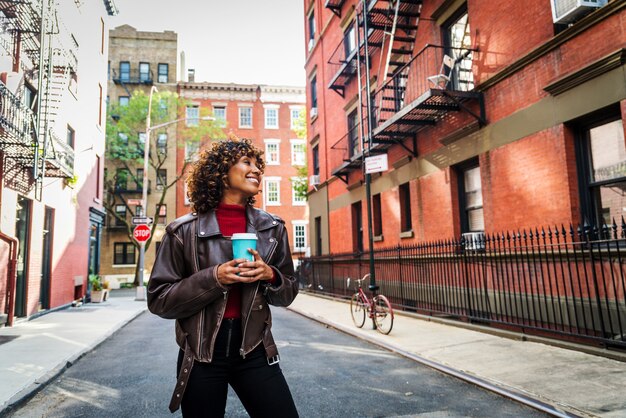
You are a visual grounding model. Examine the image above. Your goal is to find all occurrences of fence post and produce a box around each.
[584,222,608,339]
[461,234,473,318]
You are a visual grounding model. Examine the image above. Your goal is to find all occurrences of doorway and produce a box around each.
[15,196,31,317]
[39,206,54,310]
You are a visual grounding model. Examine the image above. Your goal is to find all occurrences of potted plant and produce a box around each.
[89,274,109,303]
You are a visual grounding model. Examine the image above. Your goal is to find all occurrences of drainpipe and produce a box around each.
[0,153,19,326]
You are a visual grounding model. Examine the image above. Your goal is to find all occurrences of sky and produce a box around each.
[111,0,306,87]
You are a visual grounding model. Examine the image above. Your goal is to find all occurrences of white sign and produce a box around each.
[364,154,388,174]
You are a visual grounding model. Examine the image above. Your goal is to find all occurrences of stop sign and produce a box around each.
[133,224,151,242]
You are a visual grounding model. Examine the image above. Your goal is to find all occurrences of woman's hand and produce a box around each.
[217,249,273,285]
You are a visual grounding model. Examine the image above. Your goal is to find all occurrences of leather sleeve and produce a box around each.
[147,230,227,319]
[263,223,299,307]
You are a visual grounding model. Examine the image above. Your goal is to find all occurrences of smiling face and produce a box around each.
[222,155,263,205]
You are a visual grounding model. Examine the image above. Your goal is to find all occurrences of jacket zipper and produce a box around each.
[239,281,260,359]
[192,220,204,360]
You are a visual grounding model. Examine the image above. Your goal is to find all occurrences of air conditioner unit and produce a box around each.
[309,174,320,187]
[310,107,318,118]
[462,232,485,252]
[550,0,607,24]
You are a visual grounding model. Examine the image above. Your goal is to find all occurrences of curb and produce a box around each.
[286,304,593,418]
[0,304,148,417]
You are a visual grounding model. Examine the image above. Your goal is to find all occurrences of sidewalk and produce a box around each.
[287,292,626,418]
[0,291,147,415]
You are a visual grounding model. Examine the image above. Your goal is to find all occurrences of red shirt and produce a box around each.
[216,203,246,319]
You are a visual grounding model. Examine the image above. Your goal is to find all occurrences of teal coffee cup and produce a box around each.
[231,233,258,261]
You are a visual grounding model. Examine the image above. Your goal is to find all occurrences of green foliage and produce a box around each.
[89,274,103,291]
[104,90,223,251]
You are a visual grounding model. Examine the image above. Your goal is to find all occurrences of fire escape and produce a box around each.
[0,0,76,199]
[327,0,485,184]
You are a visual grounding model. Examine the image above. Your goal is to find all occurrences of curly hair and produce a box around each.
[186,137,265,213]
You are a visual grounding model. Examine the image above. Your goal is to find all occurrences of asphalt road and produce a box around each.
[5,306,547,417]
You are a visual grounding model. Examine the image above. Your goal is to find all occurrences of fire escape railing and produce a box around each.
[111,68,154,85]
[0,81,36,156]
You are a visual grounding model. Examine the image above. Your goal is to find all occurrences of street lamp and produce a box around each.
[135,86,214,301]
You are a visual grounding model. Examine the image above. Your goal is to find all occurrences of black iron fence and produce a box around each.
[299,223,626,350]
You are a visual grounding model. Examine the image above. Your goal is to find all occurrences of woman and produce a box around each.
[147,137,299,417]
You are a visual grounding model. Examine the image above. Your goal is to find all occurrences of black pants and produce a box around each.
[177,319,298,418]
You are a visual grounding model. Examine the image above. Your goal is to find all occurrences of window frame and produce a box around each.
[264,177,281,206]
[291,177,307,206]
[455,159,484,234]
[119,61,130,82]
[399,182,413,234]
[157,63,168,83]
[264,106,279,129]
[186,105,200,126]
[264,139,281,165]
[139,62,150,83]
[292,221,308,252]
[239,106,253,128]
[113,242,136,265]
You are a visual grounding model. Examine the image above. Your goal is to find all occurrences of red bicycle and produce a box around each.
[348,274,394,334]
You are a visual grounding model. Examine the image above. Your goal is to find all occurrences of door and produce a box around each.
[352,201,364,253]
[15,196,31,317]
[39,207,54,310]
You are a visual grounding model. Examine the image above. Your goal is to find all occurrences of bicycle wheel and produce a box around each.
[350,293,366,328]
[373,295,394,334]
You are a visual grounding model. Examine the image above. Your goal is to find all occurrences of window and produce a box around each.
[157,63,168,83]
[119,61,130,82]
[310,77,318,110]
[577,113,626,228]
[352,201,364,252]
[157,133,167,154]
[137,132,146,155]
[290,108,301,129]
[312,145,319,176]
[291,140,306,166]
[239,107,252,128]
[293,222,308,252]
[114,205,126,227]
[343,23,356,57]
[186,106,199,126]
[373,193,382,237]
[114,243,135,265]
[347,110,359,158]
[119,96,129,107]
[98,84,103,125]
[118,133,129,147]
[213,106,226,125]
[399,182,412,233]
[265,140,280,165]
[292,177,306,205]
[136,168,144,189]
[115,168,129,190]
[308,10,315,42]
[264,177,281,206]
[100,18,105,54]
[315,216,322,256]
[157,169,167,190]
[139,62,150,82]
[185,141,200,161]
[457,162,484,233]
[66,125,75,148]
[265,107,278,129]
[444,8,474,91]
[156,204,167,225]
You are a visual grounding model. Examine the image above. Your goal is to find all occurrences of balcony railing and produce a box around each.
[0,81,36,156]
[44,129,74,178]
[330,123,363,181]
[111,69,154,85]
[327,38,359,96]
[370,44,483,141]
[299,221,626,350]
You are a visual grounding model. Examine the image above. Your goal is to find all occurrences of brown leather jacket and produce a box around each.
[147,206,298,411]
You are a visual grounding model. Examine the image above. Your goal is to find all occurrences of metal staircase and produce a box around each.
[0,0,76,199]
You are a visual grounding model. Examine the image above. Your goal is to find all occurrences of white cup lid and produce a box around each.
[231,233,257,240]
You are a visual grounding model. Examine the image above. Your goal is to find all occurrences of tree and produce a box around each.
[104,90,222,284]
[290,108,308,200]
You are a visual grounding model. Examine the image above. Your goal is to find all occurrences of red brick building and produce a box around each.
[304,0,626,255]
[0,1,116,325]
[176,82,308,263]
